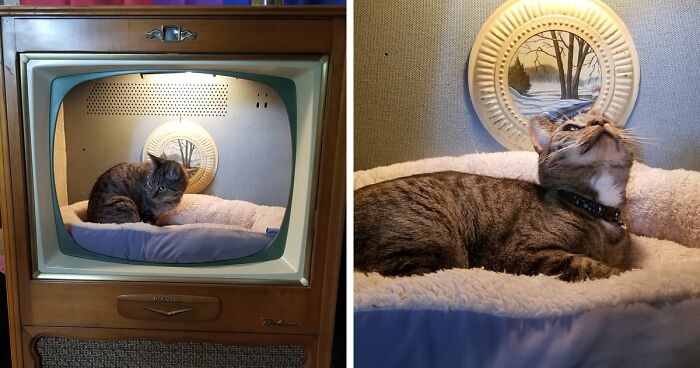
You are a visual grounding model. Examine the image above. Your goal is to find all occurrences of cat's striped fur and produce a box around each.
[86,154,188,225]
[354,112,633,282]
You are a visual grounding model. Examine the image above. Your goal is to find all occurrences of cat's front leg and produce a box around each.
[141,211,157,225]
[555,256,621,282]
[518,248,621,282]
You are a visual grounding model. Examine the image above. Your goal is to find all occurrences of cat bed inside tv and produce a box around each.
[354,151,700,368]
[60,194,285,264]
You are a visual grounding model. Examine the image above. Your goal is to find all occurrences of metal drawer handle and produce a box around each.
[146,25,197,43]
[144,307,194,316]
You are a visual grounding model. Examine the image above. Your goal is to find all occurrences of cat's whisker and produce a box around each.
[618,132,678,152]
[618,128,652,138]
[632,140,679,152]
[561,140,586,154]
[541,140,584,166]
[619,131,660,143]
[620,138,656,150]
[620,133,654,145]
[622,121,657,131]
[617,126,648,131]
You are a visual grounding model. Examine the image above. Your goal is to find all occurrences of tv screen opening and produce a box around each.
[21,54,327,285]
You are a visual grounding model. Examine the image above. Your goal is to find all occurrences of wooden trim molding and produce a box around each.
[1,15,25,368]
[314,17,346,367]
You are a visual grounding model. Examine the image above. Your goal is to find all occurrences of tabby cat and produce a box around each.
[354,112,633,282]
[86,153,188,225]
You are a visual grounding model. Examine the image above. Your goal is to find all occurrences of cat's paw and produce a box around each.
[558,260,621,282]
[141,217,157,226]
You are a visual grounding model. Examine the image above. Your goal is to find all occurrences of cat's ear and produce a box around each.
[529,115,557,154]
[147,152,164,167]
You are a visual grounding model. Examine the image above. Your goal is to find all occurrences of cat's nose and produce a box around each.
[591,118,608,126]
[591,118,607,127]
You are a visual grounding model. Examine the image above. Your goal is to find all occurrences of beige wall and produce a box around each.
[354,0,504,170]
[354,0,700,172]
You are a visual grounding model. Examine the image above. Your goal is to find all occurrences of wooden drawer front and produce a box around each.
[117,294,221,322]
[27,281,316,335]
[14,18,333,53]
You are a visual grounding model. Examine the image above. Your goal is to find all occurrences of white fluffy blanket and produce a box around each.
[354,152,700,317]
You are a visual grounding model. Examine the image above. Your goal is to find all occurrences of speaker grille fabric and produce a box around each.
[35,336,306,368]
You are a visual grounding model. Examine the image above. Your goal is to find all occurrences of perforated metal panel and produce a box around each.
[35,336,306,368]
[86,82,229,117]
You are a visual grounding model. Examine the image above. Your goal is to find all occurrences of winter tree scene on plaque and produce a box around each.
[160,138,201,178]
[509,30,601,121]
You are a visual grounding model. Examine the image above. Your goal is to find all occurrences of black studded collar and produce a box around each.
[557,190,627,229]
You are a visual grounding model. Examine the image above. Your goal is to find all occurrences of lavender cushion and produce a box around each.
[69,222,274,263]
[60,194,285,264]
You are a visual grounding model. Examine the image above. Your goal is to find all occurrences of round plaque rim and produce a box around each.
[467,0,640,151]
[142,120,218,194]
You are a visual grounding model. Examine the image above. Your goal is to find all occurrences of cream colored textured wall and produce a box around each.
[354,0,504,170]
[354,0,700,172]
[54,104,68,206]
[61,73,292,207]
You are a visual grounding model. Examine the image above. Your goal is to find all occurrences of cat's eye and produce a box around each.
[562,124,580,131]
[157,186,166,192]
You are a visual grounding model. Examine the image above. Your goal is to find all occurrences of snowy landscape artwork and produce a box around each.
[509,30,600,121]
[161,138,201,178]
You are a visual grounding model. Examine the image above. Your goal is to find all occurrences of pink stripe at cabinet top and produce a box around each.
[19,0,232,4]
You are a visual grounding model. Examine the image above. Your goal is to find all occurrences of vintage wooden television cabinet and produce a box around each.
[0,6,345,367]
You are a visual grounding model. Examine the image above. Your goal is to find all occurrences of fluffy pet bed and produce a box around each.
[60,194,285,264]
[354,152,700,368]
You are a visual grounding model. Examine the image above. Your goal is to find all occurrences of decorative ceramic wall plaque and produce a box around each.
[143,120,218,193]
[468,0,640,150]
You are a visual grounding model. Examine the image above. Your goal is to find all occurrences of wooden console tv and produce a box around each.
[0,6,345,367]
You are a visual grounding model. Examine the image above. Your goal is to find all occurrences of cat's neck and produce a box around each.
[542,167,628,209]
[588,169,625,207]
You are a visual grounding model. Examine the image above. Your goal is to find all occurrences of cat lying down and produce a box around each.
[354,151,700,315]
[355,112,635,282]
[87,153,188,225]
